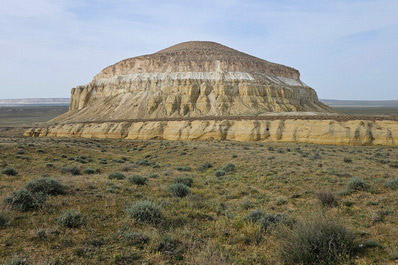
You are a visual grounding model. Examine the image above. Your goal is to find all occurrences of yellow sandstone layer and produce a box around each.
[24,119,397,146]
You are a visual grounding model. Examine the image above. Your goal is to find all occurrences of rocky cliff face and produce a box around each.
[25,118,398,146]
[55,41,332,123]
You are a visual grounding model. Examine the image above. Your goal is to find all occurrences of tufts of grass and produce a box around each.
[57,210,86,228]
[108,172,126,180]
[25,177,67,196]
[4,189,47,212]
[279,215,361,265]
[128,175,148,186]
[126,200,163,225]
[169,183,190,198]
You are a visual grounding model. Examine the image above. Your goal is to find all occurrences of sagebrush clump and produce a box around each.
[128,175,148,185]
[126,200,163,225]
[279,215,360,265]
[61,166,81,176]
[173,177,193,187]
[197,162,212,172]
[215,170,226,177]
[121,231,150,247]
[169,183,190,198]
[108,172,126,180]
[245,210,288,232]
[347,177,370,192]
[223,163,236,173]
[0,212,10,228]
[83,168,96,175]
[57,210,86,228]
[317,192,339,208]
[25,177,67,195]
[384,178,398,190]
[156,235,183,257]
[2,168,18,176]
[4,189,47,212]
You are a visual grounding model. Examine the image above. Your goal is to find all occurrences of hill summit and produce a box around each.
[55,41,332,123]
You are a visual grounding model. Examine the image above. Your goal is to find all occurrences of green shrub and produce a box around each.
[128,175,148,185]
[126,200,163,225]
[4,189,47,212]
[25,177,66,195]
[343,158,353,163]
[148,174,159,178]
[173,177,193,187]
[169,183,190,198]
[347,177,370,192]
[108,172,126,180]
[279,215,360,265]
[215,170,226,177]
[0,212,9,228]
[317,192,339,208]
[385,178,398,190]
[2,168,18,176]
[223,163,236,173]
[57,210,86,228]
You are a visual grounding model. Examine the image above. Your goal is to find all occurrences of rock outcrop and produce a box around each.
[25,118,398,146]
[53,41,332,123]
[26,41,398,146]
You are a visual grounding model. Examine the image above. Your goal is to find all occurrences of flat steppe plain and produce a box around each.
[0,103,398,264]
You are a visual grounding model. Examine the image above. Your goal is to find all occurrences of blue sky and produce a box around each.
[0,0,397,99]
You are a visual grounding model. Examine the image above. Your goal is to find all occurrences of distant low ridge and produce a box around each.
[321,99,398,107]
[0,98,70,106]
